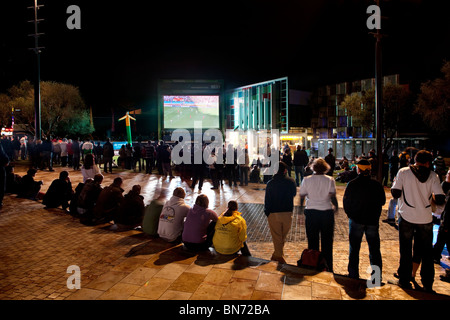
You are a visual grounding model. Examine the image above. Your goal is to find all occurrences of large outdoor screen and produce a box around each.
[163,95,220,129]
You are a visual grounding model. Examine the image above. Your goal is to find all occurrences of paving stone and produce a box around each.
[0,165,449,301]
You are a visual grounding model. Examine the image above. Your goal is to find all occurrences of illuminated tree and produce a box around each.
[0,80,94,138]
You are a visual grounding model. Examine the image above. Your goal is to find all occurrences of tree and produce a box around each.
[0,80,94,138]
[415,61,450,135]
[340,84,411,149]
[340,90,375,136]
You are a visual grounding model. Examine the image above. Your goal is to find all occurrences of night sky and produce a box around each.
[1,0,450,121]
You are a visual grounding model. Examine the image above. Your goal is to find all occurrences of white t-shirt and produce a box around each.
[81,165,101,183]
[300,174,336,211]
[392,166,444,224]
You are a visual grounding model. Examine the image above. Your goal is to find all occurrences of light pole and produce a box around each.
[370,0,384,183]
[28,0,44,140]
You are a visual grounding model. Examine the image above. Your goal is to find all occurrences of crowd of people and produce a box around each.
[1,134,449,294]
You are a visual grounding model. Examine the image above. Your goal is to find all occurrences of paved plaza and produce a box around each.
[0,163,449,301]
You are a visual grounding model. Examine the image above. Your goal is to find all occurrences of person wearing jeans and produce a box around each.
[343,159,386,280]
[293,145,309,187]
[398,216,435,289]
[391,150,445,292]
[348,219,382,279]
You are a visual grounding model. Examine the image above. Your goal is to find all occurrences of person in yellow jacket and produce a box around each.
[213,200,251,256]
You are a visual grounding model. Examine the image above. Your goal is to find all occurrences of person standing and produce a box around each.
[343,159,386,280]
[391,150,445,292]
[67,139,73,167]
[144,141,155,174]
[94,142,103,166]
[102,138,114,174]
[264,161,297,264]
[161,145,174,178]
[433,169,450,264]
[300,158,338,272]
[60,138,68,167]
[72,139,81,171]
[282,148,293,178]
[132,142,142,172]
[293,145,309,187]
[239,148,250,186]
[324,148,336,177]
[40,137,54,171]
[389,149,400,184]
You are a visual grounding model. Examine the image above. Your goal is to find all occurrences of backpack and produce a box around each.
[297,249,329,272]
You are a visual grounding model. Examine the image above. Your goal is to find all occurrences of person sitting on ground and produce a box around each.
[114,185,145,230]
[77,174,104,224]
[249,165,261,183]
[5,165,21,194]
[157,187,190,243]
[17,168,43,200]
[182,194,219,251]
[142,188,167,236]
[43,170,74,212]
[81,153,102,183]
[93,177,124,224]
[212,200,251,256]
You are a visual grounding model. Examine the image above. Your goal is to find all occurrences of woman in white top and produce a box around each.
[300,158,338,272]
[81,153,102,183]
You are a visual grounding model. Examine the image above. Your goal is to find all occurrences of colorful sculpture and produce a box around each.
[118,111,136,145]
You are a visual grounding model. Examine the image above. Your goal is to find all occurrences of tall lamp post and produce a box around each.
[369,0,384,183]
[28,0,44,141]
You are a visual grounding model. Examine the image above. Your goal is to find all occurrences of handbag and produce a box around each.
[297,249,328,271]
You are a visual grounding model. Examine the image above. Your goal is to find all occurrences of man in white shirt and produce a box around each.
[391,150,445,292]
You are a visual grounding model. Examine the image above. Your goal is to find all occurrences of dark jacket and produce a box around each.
[103,141,114,158]
[93,183,124,219]
[116,190,145,226]
[17,174,41,199]
[78,180,103,210]
[343,174,386,225]
[293,149,309,167]
[43,178,73,208]
[264,173,297,216]
[325,153,336,172]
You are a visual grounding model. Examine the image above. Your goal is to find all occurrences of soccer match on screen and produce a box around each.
[163,95,220,129]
